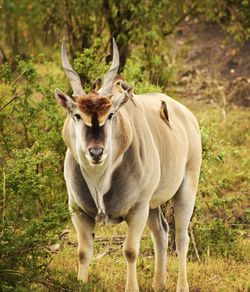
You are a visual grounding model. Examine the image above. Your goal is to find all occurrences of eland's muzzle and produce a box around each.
[89,147,104,162]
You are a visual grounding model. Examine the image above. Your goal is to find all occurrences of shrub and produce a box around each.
[0,57,69,290]
[190,219,247,262]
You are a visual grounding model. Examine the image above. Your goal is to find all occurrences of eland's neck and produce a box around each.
[65,110,133,222]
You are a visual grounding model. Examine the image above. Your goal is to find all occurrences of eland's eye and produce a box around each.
[108,113,114,120]
[74,114,81,120]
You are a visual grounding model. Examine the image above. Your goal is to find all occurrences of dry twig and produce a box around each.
[190,225,201,262]
[0,91,24,112]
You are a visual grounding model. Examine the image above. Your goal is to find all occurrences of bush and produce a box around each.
[190,219,247,262]
[187,113,249,261]
[0,57,69,290]
[198,0,250,42]
[73,38,110,91]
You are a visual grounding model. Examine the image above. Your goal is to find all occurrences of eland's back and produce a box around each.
[116,92,201,207]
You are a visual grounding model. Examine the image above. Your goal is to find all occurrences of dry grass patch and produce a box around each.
[50,225,249,291]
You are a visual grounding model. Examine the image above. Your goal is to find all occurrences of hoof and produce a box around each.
[154,284,167,291]
[125,288,139,292]
[77,276,88,283]
[176,284,189,292]
[125,283,139,292]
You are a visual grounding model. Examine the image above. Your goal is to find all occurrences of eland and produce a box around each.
[54,39,202,292]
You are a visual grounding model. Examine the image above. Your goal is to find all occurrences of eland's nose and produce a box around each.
[89,147,104,162]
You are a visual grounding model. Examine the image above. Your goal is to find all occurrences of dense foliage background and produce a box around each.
[0,1,249,291]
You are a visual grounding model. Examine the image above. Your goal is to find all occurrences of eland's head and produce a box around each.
[54,39,133,166]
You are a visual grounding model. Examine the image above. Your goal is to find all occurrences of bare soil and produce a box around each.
[173,18,250,107]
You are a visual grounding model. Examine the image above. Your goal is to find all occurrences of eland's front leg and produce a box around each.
[147,207,169,291]
[71,207,95,282]
[124,205,149,292]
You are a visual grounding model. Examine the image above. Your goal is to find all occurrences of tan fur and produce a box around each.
[114,74,124,81]
[77,93,112,126]
[114,111,132,161]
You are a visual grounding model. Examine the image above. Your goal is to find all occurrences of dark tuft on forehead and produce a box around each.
[77,93,111,116]
[91,113,101,137]
[92,114,99,128]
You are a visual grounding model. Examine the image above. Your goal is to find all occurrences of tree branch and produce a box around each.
[0,96,18,112]
[162,5,199,37]
[0,92,23,112]
[0,43,8,63]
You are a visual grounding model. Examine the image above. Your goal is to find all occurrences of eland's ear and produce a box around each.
[125,85,134,99]
[92,77,102,92]
[54,88,76,114]
[113,84,134,111]
[120,85,134,105]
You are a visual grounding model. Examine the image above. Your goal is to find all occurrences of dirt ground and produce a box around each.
[172,18,250,107]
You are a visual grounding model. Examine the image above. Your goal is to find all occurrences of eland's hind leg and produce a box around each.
[147,207,169,291]
[173,169,200,292]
